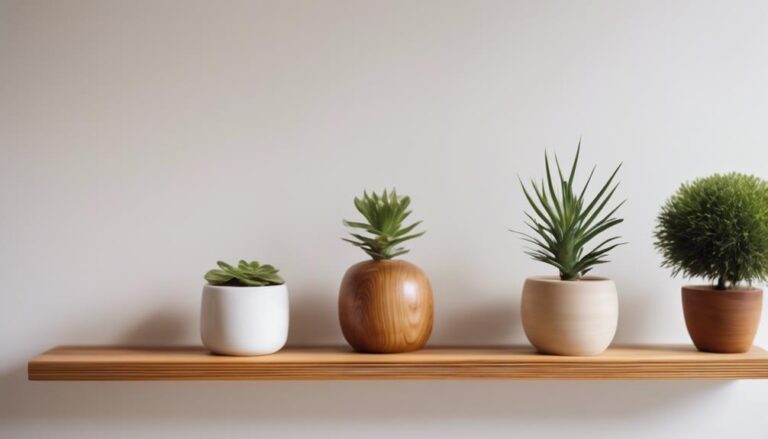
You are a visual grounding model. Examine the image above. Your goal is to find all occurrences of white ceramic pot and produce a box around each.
[521,276,618,356]
[200,284,289,356]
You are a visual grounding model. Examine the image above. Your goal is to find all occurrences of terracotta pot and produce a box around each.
[339,259,433,353]
[682,285,762,353]
[521,276,618,356]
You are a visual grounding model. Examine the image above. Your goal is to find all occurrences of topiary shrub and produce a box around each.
[654,173,768,290]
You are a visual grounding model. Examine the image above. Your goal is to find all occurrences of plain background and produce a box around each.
[2,0,768,437]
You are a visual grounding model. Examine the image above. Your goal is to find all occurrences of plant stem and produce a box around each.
[716,276,726,290]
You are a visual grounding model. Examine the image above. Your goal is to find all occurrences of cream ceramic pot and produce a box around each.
[521,276,618,356]
[200,284,289,356]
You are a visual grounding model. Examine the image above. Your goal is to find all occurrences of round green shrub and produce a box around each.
[654,173,768,289]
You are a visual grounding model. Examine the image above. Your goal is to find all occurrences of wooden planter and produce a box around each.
[338,260,433,353]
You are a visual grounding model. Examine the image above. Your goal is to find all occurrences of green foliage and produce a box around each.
[654,173,768,290]
[205,260,285,286]
[514,142,626,280]
[343,189,425,260]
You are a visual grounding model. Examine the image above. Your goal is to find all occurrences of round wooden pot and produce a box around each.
[521,276,618,356]
[338,260,433,353]
[682,286,763,353]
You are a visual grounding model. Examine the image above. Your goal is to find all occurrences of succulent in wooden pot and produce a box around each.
[338,189,433,353]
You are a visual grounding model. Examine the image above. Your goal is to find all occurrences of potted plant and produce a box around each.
[515,143,626,356]
[200,260,289,356]
[655,173,767,353]
[338,189,433,353]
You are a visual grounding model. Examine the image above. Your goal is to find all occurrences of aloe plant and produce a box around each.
[514,142,626,280]
[343,189,425,260]
[205,260,285,286]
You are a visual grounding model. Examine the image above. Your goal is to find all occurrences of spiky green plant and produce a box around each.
[654,173,768,290]
[514,142,626,280]
[343,189,425,260]
[205,260,285,286]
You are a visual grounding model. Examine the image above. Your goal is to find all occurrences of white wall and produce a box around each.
[2,0,768,437]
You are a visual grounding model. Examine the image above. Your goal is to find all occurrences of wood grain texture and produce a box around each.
[339,260,433,353]
[683,286,763,353]
[28,345,768,381]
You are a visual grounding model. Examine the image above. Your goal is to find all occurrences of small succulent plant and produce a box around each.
[655,173,768,290]
[205,260,285,286]
[343,189,425,260]
[515,142,626,280]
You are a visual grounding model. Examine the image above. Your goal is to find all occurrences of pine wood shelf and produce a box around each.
[27,345,768,381]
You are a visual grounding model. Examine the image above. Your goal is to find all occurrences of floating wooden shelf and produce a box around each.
[28,345,768,381]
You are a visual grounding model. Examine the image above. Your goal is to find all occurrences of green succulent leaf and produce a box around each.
[514,141,626,280]
[342,189,425,260]
[654,173,768,290]
[205,259,285,286]
[204,269,234,284]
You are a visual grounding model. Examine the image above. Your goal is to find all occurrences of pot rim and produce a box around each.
[351,258,415,266]
[203,283,287,292]
[526,275,613,283]
[682,284,762,294]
